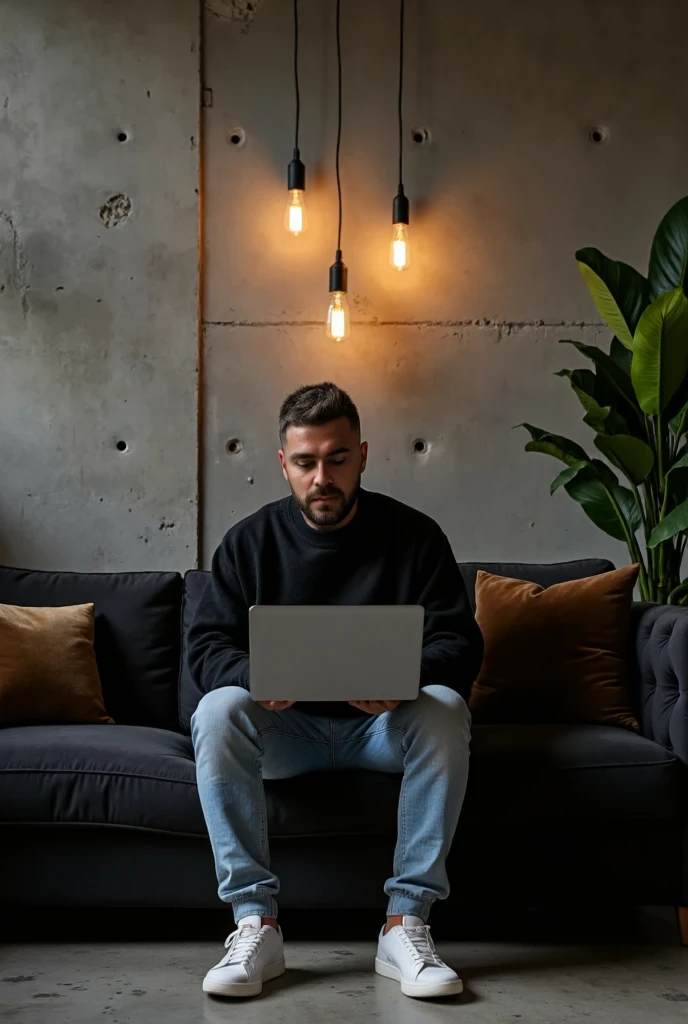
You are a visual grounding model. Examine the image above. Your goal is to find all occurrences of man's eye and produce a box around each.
[297,462,314,469]
[330,458,346,466]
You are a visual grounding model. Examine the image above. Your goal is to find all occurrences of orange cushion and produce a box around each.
[0,603,113,726]
[468,565,639,730]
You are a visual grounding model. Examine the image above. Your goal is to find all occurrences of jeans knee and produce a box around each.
[416,685,471,737]
[191,685,255,737]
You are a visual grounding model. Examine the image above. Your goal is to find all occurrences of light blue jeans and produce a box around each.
[191,684,471,923]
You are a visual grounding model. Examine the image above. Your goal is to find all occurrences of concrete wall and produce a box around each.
[202,0,688,567]
[4,0,688,572]
[0,0,199,571]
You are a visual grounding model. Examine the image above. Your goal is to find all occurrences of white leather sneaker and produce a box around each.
[202,915,286,998]
[375,915,463,998]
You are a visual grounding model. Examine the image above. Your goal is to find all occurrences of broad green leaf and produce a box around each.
[560,340,638,407]
[648,196,688,299]
[631,288,688,415]
[669,450,688,474]
[668,580,688,605]
[666,449,688,504]
[670,402,688,436]
[519,424,590,466]
[594,434,654,484]
[550,461,588,495]
[589,457,627,491]
[648,497,688,547]
[670,400,688,437]
[576,247,649,350]
[556,368,628,434]
[565,466,641,542]
[666,377,688,425]
[610,336,633,374]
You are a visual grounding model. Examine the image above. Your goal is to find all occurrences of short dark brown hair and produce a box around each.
[279,382,360,444]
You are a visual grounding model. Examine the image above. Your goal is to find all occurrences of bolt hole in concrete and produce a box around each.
[411,126,431,145]
[227,127,246,147]
[226,438,243,455]
[99,194,132,228]
[117,131,129,143]
[589,125,609,144]
[116,440,129,453]
[413,439,428,454]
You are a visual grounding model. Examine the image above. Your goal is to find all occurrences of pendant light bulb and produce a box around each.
[326,292,350,343]
[285,189,307,236]
[285,152,307,236]
[390,188,410,271]
[391,222,410,271]
[326,251,350,343]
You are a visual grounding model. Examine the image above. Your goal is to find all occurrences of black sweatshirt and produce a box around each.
[187,489,484,717]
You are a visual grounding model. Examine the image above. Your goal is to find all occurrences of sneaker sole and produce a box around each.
[375,957,463,999]
[202,959,286,998]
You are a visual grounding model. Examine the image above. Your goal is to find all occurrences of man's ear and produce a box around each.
[278,449,289,482]
[360,441,368,473]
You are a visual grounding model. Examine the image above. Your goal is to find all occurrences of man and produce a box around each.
[188,382,483,1000]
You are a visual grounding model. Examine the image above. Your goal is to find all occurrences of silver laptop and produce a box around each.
[249,605,424,703]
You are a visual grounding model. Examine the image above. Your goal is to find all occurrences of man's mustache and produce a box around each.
[307,488,343,502]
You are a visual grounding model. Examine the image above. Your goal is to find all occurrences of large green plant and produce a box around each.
[521,196,688,604]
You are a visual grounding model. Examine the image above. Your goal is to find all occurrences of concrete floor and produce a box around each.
[1,909,687,1024]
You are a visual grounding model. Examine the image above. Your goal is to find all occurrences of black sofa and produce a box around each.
[1,558,687,942]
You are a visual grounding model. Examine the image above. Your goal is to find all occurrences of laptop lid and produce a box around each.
[249,605,424,702]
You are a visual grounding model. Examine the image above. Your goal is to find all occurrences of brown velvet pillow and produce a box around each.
[469,565,639,730]
[0,603,114,726]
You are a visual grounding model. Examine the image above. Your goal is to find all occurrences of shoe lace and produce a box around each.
[401,926,446,969]
[221,926,264,966]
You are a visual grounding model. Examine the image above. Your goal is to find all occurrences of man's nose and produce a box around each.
[313,462,331,488]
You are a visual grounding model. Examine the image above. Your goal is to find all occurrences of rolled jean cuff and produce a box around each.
[232,894,279,922]
[386,892,434,922]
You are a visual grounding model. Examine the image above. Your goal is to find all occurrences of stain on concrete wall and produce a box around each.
[205,0,265,29]
[201,0,688,565]
[0,0,199,570]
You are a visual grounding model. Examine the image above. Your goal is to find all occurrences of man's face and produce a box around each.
[279,417,368,529]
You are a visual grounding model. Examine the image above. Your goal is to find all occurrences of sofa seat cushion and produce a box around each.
[0,722,683,840]
[462,724,685,825]
[0,725,399,838]
[0,725,205,835]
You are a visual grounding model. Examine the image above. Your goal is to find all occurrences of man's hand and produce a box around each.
[257,700,296,711]
[348,700,400,715]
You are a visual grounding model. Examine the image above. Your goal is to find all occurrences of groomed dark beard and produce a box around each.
[292,477,361,528]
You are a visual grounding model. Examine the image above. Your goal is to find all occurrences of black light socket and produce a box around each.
[329,250,348,293]
[393,185,409,225]
[287,149,306,191]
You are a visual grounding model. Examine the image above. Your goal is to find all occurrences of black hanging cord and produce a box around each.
[335,0,343,251]
[392,0,409,228]
[397,0,404,190]
[328,0,347,295]
[287,0,305,193]
[293,0,300,152]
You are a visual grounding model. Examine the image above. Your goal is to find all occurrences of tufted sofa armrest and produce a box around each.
[630,603,688,764]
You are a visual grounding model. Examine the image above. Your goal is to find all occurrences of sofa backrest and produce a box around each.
[178,558,616,732]
[458,559,616,611]
[180,569,209,732]
[0,565,183,732]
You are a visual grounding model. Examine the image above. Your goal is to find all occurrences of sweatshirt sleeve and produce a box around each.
[416,526,484,703]
[187,536,251,695]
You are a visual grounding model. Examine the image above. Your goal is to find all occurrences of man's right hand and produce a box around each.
[257,700,296,711]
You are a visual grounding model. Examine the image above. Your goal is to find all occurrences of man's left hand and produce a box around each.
[348,700,400,715]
